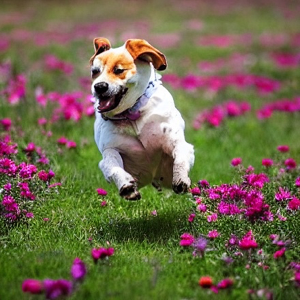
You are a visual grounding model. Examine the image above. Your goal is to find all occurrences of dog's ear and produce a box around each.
[125,39,167,71]
[89,37,111,65]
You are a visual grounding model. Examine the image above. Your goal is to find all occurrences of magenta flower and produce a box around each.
[275,187,291,201]
[190,187,201,195]
[38,170,49,181]
[273,248,286,259]
[288,197,300,210]
[24,142,36,153]
[277,145,289,152]
[91,247,114,262]
[295,177,300,187]
[71,258,86,281]
[239,231,258,250]
[0,118,12,131]
[45,54,73,75]
[262,158,273,167]
[295,272,300,286]
[197,203,207,212]
[207,230,219,239]
[97,188,107,196]
[180,233,195,247]
[0,158,18,176]
[218,201,240,215]
[231,157,242,166]
[43,279,73,300]
[207,213,218,222]
[101,200,107,207]
[188,213,196,222]
[57,137,68,145]
[198,179,209,188]
[66,140,77,149]
[19,163,37,179]
[38,118,48,126]
[243,173,269,189]
[217,278,234,289]
[22,279,44,294]
[285,158,297,170]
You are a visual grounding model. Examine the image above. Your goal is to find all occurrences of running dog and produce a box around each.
[90,38,194,200]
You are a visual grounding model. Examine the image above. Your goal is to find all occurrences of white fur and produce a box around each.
[92,45,194,200]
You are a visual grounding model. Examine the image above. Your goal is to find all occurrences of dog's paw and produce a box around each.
[119,182,141,201]
[172,177,191,194]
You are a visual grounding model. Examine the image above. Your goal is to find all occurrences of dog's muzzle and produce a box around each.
[94,82,128,113]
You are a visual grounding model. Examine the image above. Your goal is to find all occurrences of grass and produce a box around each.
[1,0,300,299]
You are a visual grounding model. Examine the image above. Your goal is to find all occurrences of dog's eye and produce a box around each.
[113,67,125,75]
[91,67,100,78]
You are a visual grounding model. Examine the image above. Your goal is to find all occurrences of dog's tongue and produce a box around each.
[97,98,115,112]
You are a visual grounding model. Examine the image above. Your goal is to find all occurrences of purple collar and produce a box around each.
[101,71,162,122]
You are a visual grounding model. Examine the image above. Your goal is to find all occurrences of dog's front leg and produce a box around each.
[162,123,195,194]
[99,149,141,200]
[172,141,194,193]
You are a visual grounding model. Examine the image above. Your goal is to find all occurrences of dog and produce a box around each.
[90,38,194,200]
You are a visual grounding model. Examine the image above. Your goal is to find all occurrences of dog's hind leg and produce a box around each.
[99,148,141,200]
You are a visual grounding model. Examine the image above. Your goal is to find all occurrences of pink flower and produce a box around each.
[101,201,107,207]
[0,118,12,131]
[197,203,207,212]
[57,137,68,145]
[295,177,300,187]
[38,118,47,126]
[190,187,201,195]
[66,140,77,149]
[218,201,240,215]
[45,55,73,75]
[262,158,273,167]
[24,142,36,153]
[277,145,289,152]
[217,278,234,289]
[26,212,34,218]
[207,230,219,239]
[285,158,297,170]
[295,272,300,286]
[288,197,300,210]
[239,231,258,250]
[97,188,107,196]
[19,163,37,179]
[180,233,195,247]
[275,187,291,201]
[188,213,196,222]
[231,157,242,166]
[71,258,86,281]
[43,279,73,300]
[91,247,114,262]
[207,213,218,222]
[38,170,49,181]
[273,248,286,259]
[22,279,44,294]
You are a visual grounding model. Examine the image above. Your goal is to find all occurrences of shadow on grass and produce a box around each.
[98,207,191,245]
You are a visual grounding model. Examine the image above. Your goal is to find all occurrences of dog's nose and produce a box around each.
[94,82,109,95]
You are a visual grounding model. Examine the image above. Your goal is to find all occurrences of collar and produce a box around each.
[93,68,162,122]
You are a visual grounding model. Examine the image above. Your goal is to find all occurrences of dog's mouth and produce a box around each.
[96,87,128,113]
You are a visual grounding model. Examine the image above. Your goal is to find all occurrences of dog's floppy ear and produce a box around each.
[125,39,167,71]
[89,37,111,65]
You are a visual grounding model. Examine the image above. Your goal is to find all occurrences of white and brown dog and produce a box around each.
[90,38,194,200]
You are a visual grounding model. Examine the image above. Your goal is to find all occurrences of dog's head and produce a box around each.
[90,38,167,118]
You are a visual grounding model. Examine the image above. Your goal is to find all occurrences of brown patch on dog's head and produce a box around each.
[90,37,111,65]
[125,39,167,71]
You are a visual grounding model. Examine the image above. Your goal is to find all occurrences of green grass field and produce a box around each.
[1,0,300,299]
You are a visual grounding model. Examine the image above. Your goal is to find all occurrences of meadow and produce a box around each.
[1,0,300,299]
